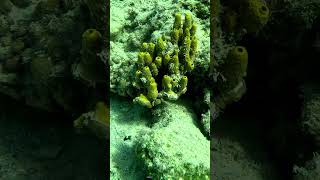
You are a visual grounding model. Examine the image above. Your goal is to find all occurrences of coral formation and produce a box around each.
[132,12,198,108]
[110,0,210,178]
[0,0,107,114]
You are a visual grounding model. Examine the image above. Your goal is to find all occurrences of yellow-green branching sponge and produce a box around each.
[133,94,152,108]
[179,76,188,94]
[240,0,270,33]
[133,12,198,108]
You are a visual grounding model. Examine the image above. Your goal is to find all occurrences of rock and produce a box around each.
[10,0,31,8]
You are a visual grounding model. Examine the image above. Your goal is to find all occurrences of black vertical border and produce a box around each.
[106,0,111,178]
[210,0,219,179]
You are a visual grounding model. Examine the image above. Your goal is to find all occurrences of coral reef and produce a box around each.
[0,0,109,178]
[212,0,320,179]
[110,0,210,99]
[0,0,107,113]
[110,0,210,178]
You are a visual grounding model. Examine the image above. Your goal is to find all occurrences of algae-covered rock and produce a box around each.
[10,0,31,8]
[110,95,209,179]
[135,101,210,179]
[30,55,53,84]
[300,84,320,147]
[0,0,13,15]
[293,153,320,180]
[83,0,106,33]
[201,109,211,137]
[0,15,10,35]
[74,101,109,140]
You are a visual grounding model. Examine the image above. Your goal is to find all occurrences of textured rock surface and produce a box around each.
[110,94,210,179]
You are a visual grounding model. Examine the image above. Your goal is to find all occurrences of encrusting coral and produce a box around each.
[133,12,198,108]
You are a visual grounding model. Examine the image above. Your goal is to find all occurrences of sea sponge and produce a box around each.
[74,101,109,139]
[133,94,152,108]
[215,46,248,109]
[81,29,103,53]
[219,46,248,90]
[72,28,105,86]
[133,12,198,108]
[240,0,270,33]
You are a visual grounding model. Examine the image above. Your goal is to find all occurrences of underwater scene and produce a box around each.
[0,0,108,179]
[110,0,210,179]
[1,0,320,179]
[213,0,320,179]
